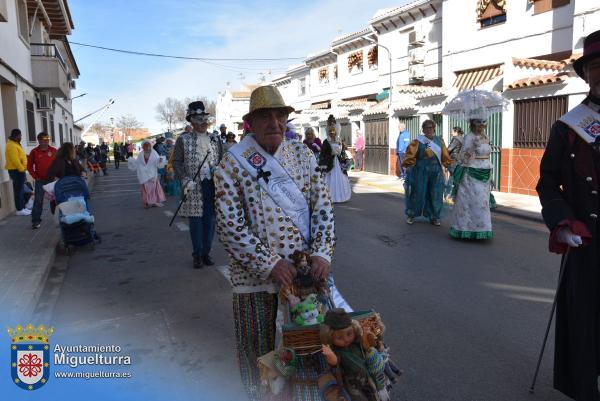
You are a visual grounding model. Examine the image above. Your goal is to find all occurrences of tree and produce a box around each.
[155,97,184,132]
[117,114,142,143]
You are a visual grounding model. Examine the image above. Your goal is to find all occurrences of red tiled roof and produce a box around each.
[506,73,568,90]
[512,57,565,70]
[453,64,503,90]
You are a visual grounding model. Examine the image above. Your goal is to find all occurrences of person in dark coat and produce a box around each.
[536,29,600,401]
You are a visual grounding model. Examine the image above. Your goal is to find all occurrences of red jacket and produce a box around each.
[27,146,57,180]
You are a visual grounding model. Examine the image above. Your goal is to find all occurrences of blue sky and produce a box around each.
[69,0,410,134]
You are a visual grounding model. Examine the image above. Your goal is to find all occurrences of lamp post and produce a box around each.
[363,36,392,106]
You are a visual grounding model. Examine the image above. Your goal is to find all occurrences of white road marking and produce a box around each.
[164,210,174,217]
[175,222,189,231]
[216,265,230,280]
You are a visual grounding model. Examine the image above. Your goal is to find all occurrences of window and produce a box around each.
[58,123,63,145]
[26,100,35,142]
[532,0,570,14]
[478,0,506,28]
[49,113,55,143]
[69,128,73,142]
[40,112,48,135]
[16,0,28,43]
[514,96,568,148]
[298,78,306,96]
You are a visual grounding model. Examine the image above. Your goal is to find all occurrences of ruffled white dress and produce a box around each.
[325,142,352,203]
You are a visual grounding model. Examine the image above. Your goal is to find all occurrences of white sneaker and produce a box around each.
[25,199,34,209]
[16,209,31,216]
[154,202,164,208]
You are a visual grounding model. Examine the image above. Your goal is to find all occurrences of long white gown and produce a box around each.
[449,132,493,239]
[325,142,352,203]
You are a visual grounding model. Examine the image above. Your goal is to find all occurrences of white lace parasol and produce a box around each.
[442,89,509,121]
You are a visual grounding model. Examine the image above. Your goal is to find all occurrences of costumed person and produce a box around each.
[354,130,365,172]
[319,115,352,203]
[172,101,221,269]
[303,127,322,156]
[448,119,493,240]
[127,140,166,208]
[321,309,388,401]
[27,132,57,229]
[536,29,600,401]
[402,119,451,226]
[444,127,464,200]
[214,85,335,401]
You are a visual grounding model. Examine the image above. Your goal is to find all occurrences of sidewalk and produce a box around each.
[349,171,543,222]
[0,173,97,325]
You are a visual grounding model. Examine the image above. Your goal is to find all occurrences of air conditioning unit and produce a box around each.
[37,92,52,110]
[409,49,425,64]
[409,64,425,82]
[408,29,426,46]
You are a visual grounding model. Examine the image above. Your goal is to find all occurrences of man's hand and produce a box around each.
[270,259,297,287]
[311,255,330,281]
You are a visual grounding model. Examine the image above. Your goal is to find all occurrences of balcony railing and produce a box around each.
[30,43,66,69]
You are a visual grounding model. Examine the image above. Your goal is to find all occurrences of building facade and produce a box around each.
[0,0,79,219]
[216,0,600,195]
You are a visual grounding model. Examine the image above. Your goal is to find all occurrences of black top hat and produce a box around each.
[186,101,210,122]
[574,30,600,79]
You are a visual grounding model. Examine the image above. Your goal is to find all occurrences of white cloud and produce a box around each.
[73,0,407,134]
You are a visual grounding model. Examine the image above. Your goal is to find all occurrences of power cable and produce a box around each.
[67,40,304,62]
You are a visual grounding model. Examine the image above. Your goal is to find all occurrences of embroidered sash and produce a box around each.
[559,104,600,144]
[229,135,311,241]
[417,135,442,166]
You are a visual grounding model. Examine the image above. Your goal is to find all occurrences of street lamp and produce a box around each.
[70,93,87,100]
[363,36,392,106]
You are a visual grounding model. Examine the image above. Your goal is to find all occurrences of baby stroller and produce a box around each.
[54,176,100,254]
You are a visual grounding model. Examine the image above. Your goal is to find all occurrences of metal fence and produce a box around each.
[30,43,66,68]
[513,96,567,148]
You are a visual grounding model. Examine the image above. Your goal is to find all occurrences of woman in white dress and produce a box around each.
[449,119,493,240]
[319,116,351,203]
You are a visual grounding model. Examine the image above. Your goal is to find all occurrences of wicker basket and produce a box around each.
[282,310,380,356]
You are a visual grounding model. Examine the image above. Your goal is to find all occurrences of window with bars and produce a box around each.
[40,112,48,136]
[26,100,35,142]
[513,96,568,148]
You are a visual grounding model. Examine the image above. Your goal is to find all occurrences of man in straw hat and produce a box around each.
[172,101,221,269]
[537,29,600,400]
[214,85,335,400]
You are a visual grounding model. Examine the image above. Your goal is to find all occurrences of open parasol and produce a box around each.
[442,89,509,121]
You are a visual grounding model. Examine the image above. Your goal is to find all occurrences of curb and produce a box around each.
[350,176,543,223]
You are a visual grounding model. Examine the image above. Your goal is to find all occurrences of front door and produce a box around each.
[364,117,389,174]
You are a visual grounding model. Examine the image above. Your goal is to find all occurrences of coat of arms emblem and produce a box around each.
[8,324,53,390]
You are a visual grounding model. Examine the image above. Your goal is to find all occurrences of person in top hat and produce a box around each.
[172,101,221,269]
[214,85,335,400]
[27,132,57,228]
[536,29,600,400]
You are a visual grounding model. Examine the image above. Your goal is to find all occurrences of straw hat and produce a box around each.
[243,85,294,121]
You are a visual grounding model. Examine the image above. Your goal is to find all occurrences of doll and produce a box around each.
[320,309,386,401]
[291,294,324,326]
[366,315,402,387]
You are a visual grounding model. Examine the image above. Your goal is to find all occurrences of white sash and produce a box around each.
[559,104,600,144]
[229,135,311,241]
[417,135,442,166]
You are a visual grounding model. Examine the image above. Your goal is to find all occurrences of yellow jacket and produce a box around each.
[5,139,27,172]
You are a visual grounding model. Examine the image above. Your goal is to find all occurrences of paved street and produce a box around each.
[34,165,567,401]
